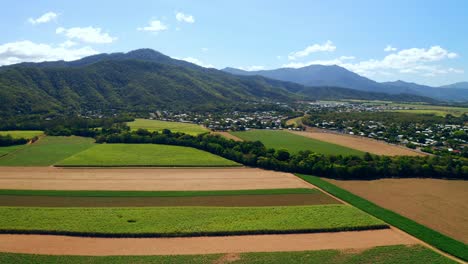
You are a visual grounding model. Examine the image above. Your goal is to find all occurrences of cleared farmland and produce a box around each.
[290,129,424,156]
[0,167,310,190]
[0,234,420,258]
[231,130,364,156]
[0,205,387,237]
[0,145,25,157]
[127,119,208,135]
[0,193,340,207]
[0,136,95,166]
[325,178,468,244]
[0,130,43,139]
[56,144,239,167]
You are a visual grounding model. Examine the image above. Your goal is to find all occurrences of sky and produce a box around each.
[1,0,467,86]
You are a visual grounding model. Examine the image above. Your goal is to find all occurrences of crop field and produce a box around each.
[372,102,468,117]
[0,136,95,166]
[0,145,25,157]
[0,130,43,139]
[127,119,209,135]
[325,178,468,244]
[231,130,364,156]
[56,144,240,167]
[290,129,424,156]
[0,205,386,237]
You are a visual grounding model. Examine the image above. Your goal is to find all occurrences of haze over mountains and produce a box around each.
[223,66,468,101]
[0,49,437,116]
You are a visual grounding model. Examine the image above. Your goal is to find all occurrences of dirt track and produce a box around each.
[212,132,243,141]
[0,230,415,256]
[0,167,309,190]
[0,193,340,207]
[326,178,468,243]
[290,129,424,156]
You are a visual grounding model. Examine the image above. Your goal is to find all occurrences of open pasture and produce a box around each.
[56,144,239,167]
[231,130,364,156]
[0,145,25,157]
[0,136,95,166]
[127,119,209,135]
[0,130,43,139]
[0,167,310,190]
[0,205,386,237]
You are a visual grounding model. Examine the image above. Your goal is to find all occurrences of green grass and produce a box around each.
[127,119,209,135]
[0,145,26,157]
[56,144,240,167]
[231,130,364,156]
[0,205,386,237]
[0,188,317,197]
[296,174,468,261]
[0,245,455,264]
[0,136,95,166]
[0,130,43,139]
[385,103,468,117]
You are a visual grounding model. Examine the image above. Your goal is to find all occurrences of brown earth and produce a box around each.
[212,132,243,141]
[0,167,309,190]
[0,230,415,256]
[326,178,468,243]
[289,129,425,156]
[0,193,340,207]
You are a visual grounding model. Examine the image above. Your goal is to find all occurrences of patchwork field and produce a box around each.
[387,104,468,117]
[127,119,209,135]
[211,131,243,141]
[325,178,468,244]
[0,136,95,166]
[0,167,310,190]
[0,130,43,139]
[230,130,364,156]
[0,205,387,237]
[57,144,239,167]
[290,129,424,156]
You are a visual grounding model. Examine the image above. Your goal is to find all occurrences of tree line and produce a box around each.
[49,123,468,180]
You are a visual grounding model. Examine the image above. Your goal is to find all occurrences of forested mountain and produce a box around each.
[0,49,436,116]
[439,82,468,89]
[223,65,468,101]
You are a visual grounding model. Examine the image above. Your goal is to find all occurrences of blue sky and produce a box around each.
[1,0,467,86]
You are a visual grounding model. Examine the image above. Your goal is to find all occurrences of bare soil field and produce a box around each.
[326,178,468,243]
[212,131,243,141]
[0,167,309,190]
[290,129,425,156]
[0,230,415,256]
[0,193,340,207]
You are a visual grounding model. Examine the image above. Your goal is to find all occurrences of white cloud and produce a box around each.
[239,65,265,71]
[28,12,58,25]
[59,40,77,48]
[288,40,336,60]
[0,40,98,66]
[282,55,355,68]
[176,12,195,23]
[56,26,116,44]
[384,45,397,52]
[137,20,168,32]
[178,57,213,68]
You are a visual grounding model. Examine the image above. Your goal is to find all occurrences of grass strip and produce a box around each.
[0,188,318,197]
[297,174,468,261]
[0,245,456,264]
[0,205,386,237]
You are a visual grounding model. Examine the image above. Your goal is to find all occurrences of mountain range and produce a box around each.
[222,66,468,101]
[0,49,436,116]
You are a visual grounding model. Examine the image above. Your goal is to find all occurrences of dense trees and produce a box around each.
[0,135,28,147]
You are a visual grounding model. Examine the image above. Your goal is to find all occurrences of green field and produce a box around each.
[56,144,239,167]
[0,145,25,157]
[391,109,466,117]
[231,130,364,156]
[0,136,95,166]
[0,245,455,264]
[0,205,386,236]
[0,130,43,139]
[127,119,209,135]
[0,188,316,197]
[297,174,468,261]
